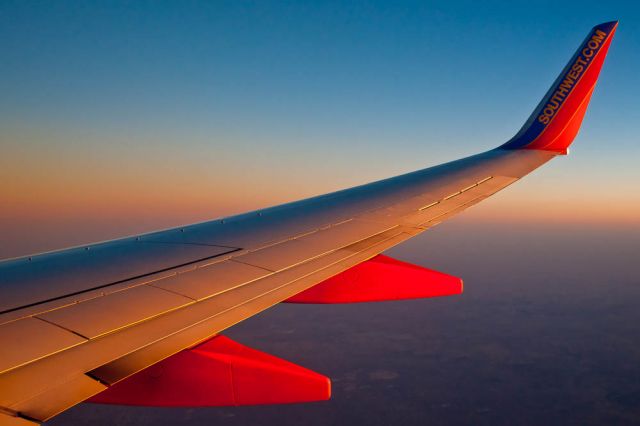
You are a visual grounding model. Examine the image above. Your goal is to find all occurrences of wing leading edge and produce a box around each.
[0,22,617,425]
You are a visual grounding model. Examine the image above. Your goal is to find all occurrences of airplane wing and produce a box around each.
[0,21,617,425]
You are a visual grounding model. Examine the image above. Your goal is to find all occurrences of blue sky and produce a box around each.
[1,0,639,257]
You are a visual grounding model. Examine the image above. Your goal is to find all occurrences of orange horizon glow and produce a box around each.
[3,175,639,260]
[3,126,639,260]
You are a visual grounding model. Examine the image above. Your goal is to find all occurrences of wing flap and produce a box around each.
[37,285,194,339]
[0,412,38,425]
[0,318,86,374]
[10,373,105,422]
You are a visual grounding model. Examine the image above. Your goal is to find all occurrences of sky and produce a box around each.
[1,0,639,258]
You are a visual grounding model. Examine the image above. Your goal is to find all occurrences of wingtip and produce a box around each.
[596,21,618,31]
[594,21,618,39]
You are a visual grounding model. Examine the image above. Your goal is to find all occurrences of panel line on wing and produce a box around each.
[0,247,242,316]
[33,316,91,341]
[419,176,493,210]
[229,221,398,272]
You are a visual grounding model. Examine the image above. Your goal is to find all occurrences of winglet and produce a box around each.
[500,21,617,153]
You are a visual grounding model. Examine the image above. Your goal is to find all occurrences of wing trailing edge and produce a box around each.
[500,21,617,153]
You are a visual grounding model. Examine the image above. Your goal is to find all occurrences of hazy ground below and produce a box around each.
[49,220,640,425]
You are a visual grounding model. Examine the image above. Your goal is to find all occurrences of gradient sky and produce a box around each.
[1,0,639,258]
